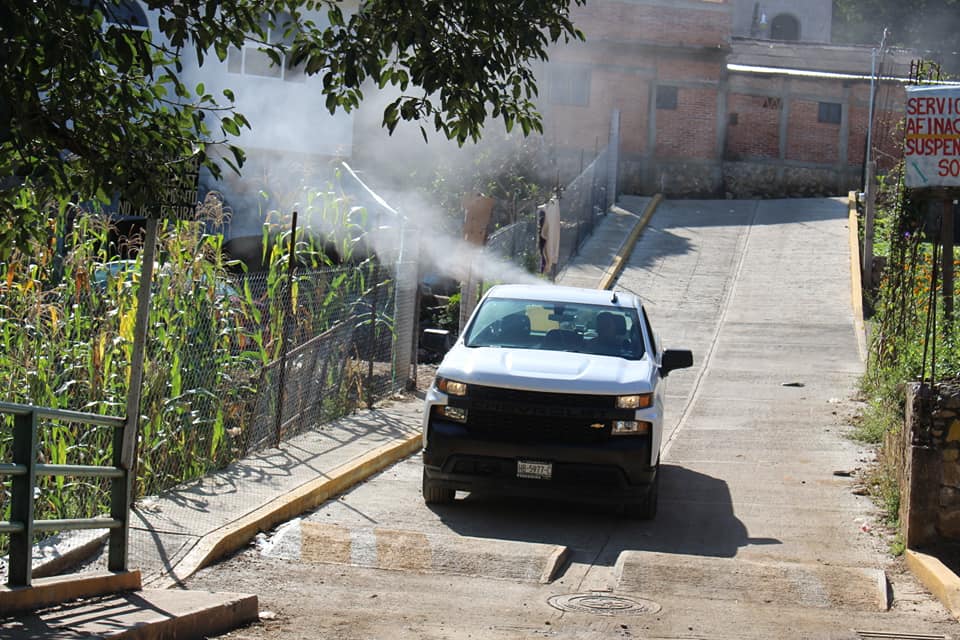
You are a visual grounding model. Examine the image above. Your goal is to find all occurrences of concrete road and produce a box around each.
[187,198,959,639]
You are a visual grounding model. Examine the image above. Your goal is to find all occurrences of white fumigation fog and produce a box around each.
[198,67,554,289]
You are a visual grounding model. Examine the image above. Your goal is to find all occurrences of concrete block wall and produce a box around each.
[655,86,720,159]
[785,99,842,163]
[725,94,781,159]
[539,0,910,198]
[570,0,731,48]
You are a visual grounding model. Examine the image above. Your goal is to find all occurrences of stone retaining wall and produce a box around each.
[620,158,862,199]
[895,381,960,547]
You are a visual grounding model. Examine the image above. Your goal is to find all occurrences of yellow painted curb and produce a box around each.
[149,432,423,589]
[848,191,868,362]
[597,194,664,291]
[905,549,960,620]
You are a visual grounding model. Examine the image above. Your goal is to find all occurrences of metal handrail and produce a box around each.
[0,401,129,588]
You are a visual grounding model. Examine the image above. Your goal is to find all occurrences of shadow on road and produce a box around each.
[430,464,779,564]
[609,197,847,277]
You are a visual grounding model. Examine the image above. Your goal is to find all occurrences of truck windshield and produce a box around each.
[463,297,645,359]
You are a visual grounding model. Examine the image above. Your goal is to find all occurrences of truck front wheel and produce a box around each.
[422,469,455,504]
[623,464,659,520]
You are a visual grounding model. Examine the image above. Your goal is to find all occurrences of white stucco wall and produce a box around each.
[138,3,355,158]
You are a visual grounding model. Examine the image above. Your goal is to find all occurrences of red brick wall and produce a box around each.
[571,1,731,48]
[543,0,728,162]
[870,83,908,171]
[658,57,724,80]
[655,87,718,159]
[726,94,780,159]
[848,104,869,165]
[607,76,650,155]
[544,69,650,154]
[786,99,840,163]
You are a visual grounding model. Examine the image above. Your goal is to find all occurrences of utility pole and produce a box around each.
[862,161,877,285]
[862,31,886,287]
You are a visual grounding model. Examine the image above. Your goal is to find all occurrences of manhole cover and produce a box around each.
[548,593,661,616]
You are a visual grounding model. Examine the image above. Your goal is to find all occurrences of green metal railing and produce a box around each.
[0,402,129,588]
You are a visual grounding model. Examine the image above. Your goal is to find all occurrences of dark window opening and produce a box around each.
[729,113,739,125]
[770,14,801,41]
[656,86,678,110]
[818,102,842,124]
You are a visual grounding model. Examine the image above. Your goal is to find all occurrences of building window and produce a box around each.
[656,86,678,110]
[770,14,801,41]
[818,102,842,124]
[227,12,305,82]
[548,67,590,107]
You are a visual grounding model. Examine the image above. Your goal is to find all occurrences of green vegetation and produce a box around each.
[833,0,960,74]
[1,0,585,259]
[0,186,392,554]
[857,160,960,535]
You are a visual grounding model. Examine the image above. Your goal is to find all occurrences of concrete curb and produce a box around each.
[906,549,960,620]
[597,194,664,291]
[847,191,868,362]
[150,432,423,589]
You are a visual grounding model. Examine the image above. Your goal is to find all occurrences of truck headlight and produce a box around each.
[436,377,468,396]
[612,420,651,436]
[616,393,652,409]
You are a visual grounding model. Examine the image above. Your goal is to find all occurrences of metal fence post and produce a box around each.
[109,424,128,572]
[366,282,379,409]
[607,109,621,209]
[274,211,298,447]
[8,410,37,587]
[392,225,419,391]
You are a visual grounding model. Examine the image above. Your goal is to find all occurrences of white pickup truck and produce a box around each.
[421,283,693,518]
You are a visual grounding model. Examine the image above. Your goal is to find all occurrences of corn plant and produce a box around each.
[1,181,401,559]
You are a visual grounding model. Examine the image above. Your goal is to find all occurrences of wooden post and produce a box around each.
[943,199,955,324]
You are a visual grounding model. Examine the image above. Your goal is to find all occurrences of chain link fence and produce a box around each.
[2,147,608,580]
[484,146,610,275]
[556,148,610,270]
[0,231,418,578]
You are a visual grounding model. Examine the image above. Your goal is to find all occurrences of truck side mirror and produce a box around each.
[661,349,693,377]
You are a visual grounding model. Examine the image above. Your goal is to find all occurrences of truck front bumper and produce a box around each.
[423,418,657,503]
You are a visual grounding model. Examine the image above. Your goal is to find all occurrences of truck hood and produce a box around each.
[437,345,656,395]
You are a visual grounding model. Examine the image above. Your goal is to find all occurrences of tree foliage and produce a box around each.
[0,0,584,258]
[832,0,960,69]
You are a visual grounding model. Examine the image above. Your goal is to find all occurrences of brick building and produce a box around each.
[541,0,914,198]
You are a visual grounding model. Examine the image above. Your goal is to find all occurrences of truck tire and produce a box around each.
[623,464,659,520]
[422,470,455,504]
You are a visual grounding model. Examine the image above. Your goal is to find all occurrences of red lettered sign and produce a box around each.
[905,85,960,188]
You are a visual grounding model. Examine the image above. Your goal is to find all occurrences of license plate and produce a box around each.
[517,460,552,480]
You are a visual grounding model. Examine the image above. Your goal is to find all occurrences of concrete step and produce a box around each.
[1,580,257,639]
[614,550,889,612]
[260,520,570,584]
